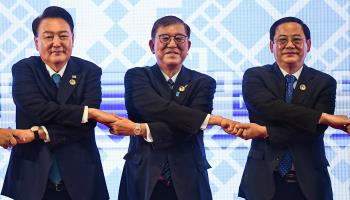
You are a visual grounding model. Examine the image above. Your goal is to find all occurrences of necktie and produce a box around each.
[277,74,297,176]
[159,78,174,184]
[167,79,174,89]
[49,73,62,184]
[52,73,61,88]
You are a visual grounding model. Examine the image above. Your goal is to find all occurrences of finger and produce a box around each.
[236,123,249,129]
[9,137,17,146]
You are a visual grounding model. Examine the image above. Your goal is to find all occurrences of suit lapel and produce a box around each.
[152,64,173,100]
[270,63,286,100]
[33,57,57,100]
[292,65,314,104]
[172,67,191,103]
[57,58,81,104]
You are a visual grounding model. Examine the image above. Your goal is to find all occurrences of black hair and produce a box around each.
[270,17,310,41]
[151,15,190,39]
[32,6,74,37]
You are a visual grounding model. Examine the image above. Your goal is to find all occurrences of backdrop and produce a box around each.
[0,0,349,199]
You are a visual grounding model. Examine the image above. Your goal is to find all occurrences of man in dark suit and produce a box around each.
[1,6,109,200]
[107,16,236,200]
[233,17,350,200]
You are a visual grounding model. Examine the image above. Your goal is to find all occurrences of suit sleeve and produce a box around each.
[125,68,214,135]
[147,76,215,149]
[12,61,102,145]
[242,68,336,143]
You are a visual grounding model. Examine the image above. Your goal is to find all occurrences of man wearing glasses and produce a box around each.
[114,15,235,200]
[234,17,350,200]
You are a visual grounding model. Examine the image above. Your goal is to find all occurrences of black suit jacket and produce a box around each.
[238,63,336,200]
[118,64,215,200]
[1,56,109,200]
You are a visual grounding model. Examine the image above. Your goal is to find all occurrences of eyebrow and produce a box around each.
[42,31,70,35]
[277,34,303,38]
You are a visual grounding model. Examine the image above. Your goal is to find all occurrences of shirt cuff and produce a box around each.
[200,114,210,130]
[40,126,50,143]
[143,123,153,143]
[81,106,88,123]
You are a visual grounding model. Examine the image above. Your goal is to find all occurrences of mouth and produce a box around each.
[283,51,298,55]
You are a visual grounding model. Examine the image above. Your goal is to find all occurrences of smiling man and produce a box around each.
[115,16,236,200]
[1,6,109,200]
[236,17,350,200]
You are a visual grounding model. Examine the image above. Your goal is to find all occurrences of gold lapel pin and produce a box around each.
[299,84,306,91]
[179,86,186,92]
[69,79,76,86]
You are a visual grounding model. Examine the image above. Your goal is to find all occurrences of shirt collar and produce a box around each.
[45,63,67,77]
[279,65,303,80]
[160,66,182,83]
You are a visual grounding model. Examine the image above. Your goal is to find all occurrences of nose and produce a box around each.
[52,35,61,46]
[167,37,177,47]
[285,40,295,48]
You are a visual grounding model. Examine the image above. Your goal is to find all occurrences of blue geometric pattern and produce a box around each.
[0,1,349,199]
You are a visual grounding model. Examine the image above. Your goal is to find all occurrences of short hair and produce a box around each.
[151,16,191,39]
[269,17,310,41]
[32,6,74,37]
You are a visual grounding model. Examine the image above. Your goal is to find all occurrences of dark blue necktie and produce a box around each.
[277,74,296,176]
[159,79,175,184]
[49,73,62,184]
[167,79,174,89]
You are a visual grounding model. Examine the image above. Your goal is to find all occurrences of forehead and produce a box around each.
[155,23,186,35]
[38,18,71,33]
[275,22,305,37]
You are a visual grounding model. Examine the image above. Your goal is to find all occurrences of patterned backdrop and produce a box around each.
[0,0,349,199]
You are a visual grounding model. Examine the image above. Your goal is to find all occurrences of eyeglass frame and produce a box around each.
[273,36,306,46]
[157,34,188,44]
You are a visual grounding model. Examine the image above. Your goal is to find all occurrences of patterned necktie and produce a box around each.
[159,79,175,184]
[49,73,62,184]
[167,79,174,90]
[277,74,297,176]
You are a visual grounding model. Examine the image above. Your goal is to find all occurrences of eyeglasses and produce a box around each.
[158,34,188,44]
[274,37,305,46]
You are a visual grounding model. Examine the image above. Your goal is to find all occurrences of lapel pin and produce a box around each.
[178,84,188,92]
[69,79,76,86]
[70,75,77,86]
[299,84,306,91]
[179,86,186,92]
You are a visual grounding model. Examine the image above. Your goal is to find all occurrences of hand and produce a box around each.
[88,108,119,124]
[108,117,145,137]
[0,128,17,149]
[320,113,350,133]
[12,129,35,144]
[220,118,239,134]
[233,123,267,140]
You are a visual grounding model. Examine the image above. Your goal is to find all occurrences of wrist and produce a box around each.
[38,127,47,141]
[209,115,223,126]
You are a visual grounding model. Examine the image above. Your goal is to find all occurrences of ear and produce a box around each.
[34,37,39,51]
[149,39,155,54]
[306,39,311,52]
[72,33,75,48]
[269,41,273,53]
[187,40,191,50]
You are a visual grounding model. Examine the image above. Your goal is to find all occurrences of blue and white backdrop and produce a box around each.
[0,0,349,199]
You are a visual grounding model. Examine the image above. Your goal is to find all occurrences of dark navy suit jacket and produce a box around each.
[1,56,109,200]
[118,64,215,200]
[238,63,335,200]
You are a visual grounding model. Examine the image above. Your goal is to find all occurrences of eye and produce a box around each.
[277,38,288,45]
[159,35,170,43]
[174,35,186,43]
